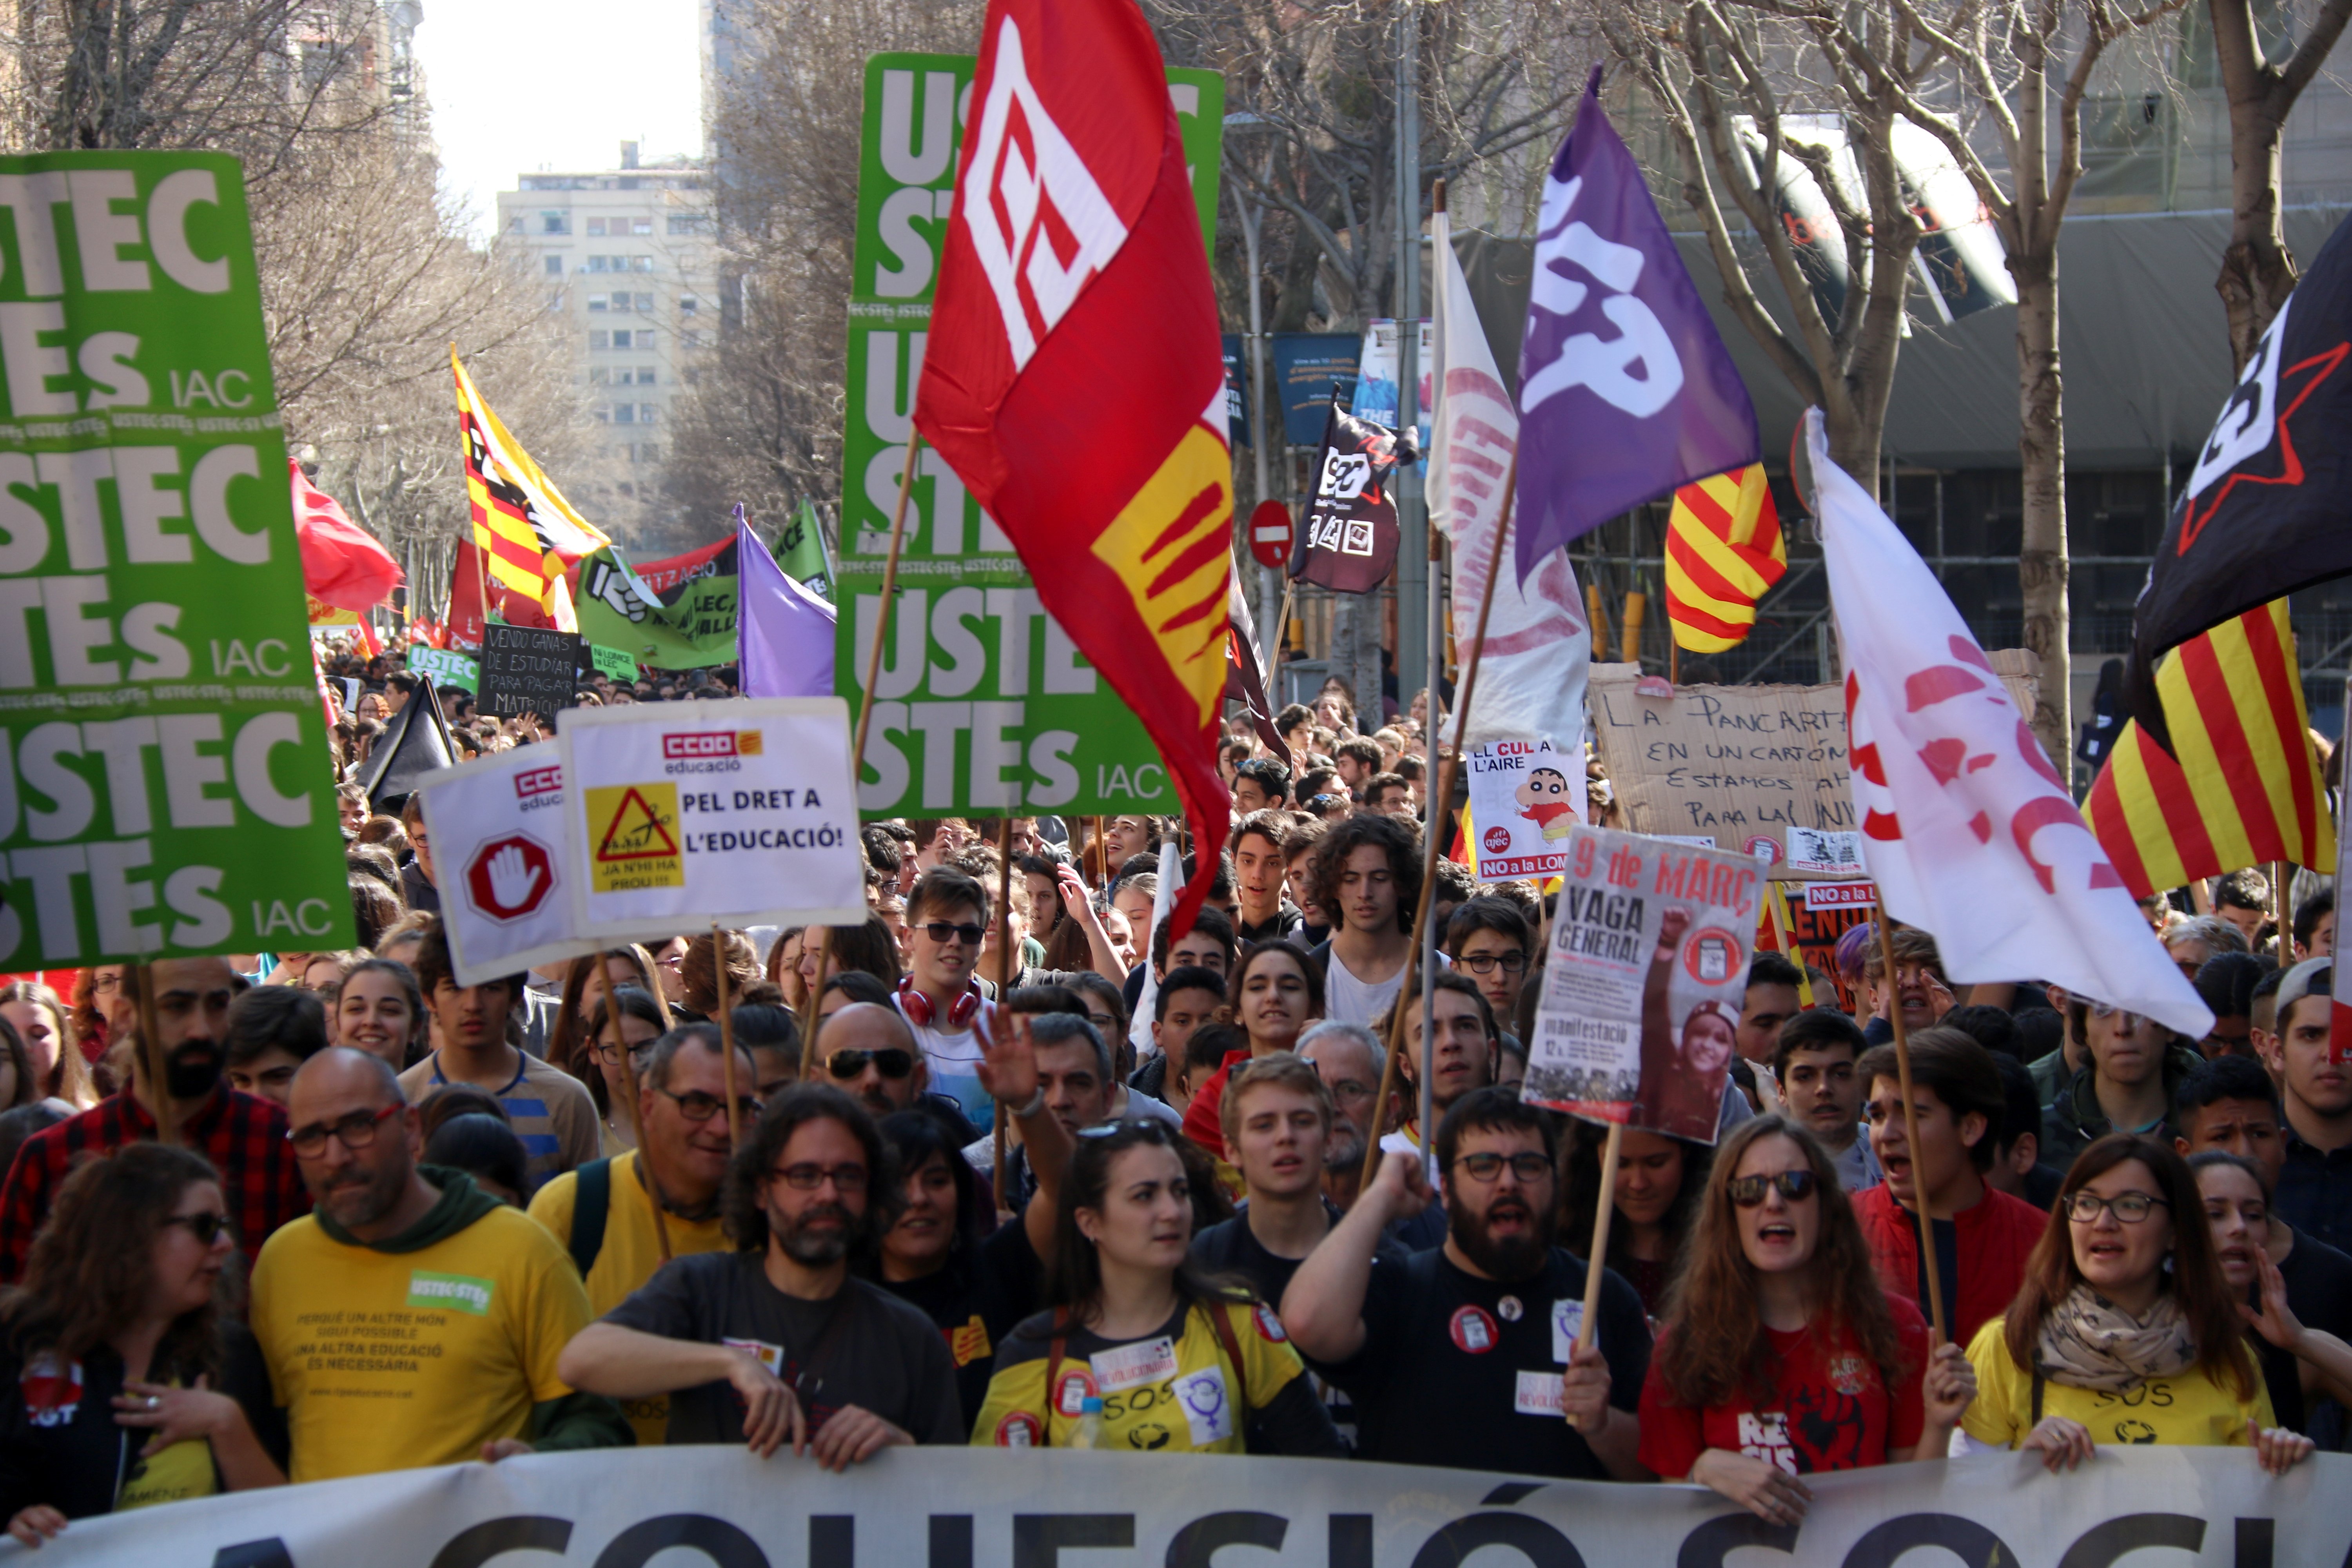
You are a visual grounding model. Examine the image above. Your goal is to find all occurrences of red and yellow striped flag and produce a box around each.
[1665,463,1785,651]
[2083,600,2333,899]
[452,349,608,631]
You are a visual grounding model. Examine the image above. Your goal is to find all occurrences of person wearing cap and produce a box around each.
[2263,959,2352,1253]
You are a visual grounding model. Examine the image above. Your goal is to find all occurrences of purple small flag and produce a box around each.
[735,506,837,698]
[1514,69,1758,581]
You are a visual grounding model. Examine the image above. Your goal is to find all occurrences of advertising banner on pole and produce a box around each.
[20,1446,2348,1568]
[838,53,1223,819]
[0,151,352,965]
[559,698,864,942]
[412,740,592,986]
[1524,824,1764,1142]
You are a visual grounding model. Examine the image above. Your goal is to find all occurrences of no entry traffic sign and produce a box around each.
[1247,499,1293,569]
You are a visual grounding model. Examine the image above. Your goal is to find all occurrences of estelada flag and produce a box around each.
[914,0,1232,937]
[1665,464,1783,651]
[2083,601,2332,898]
[452,349,608,633]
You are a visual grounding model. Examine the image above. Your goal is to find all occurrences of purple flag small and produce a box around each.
[1514,69,1759,581]
[735,506,837,698]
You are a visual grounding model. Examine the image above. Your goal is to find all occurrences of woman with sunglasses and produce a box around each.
[0,1145,284,1547]
[1962,1134,2312,1472]
[971,1118,1342,1454]
[2190,1152,2352,1437]
[1639,1117,1973,1524]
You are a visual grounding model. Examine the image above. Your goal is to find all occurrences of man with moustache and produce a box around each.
[560,1085,962,1467]
[0,956,305,1282]
[1281,1088,1650,1478]
[251,1050,629,1479]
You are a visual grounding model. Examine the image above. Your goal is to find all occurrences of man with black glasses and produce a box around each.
[560,1084,963,1466]
[251,1049,630,1480]
[530,1025,760,1444]
[1445,898,1533,1043]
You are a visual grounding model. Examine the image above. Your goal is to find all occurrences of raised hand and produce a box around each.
[974,1004,1039,1108]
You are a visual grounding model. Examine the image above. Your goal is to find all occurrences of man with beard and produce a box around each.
[251,1050,630,1479]
[561,1084,963,1465]
[1281,1087,1650,1478]
[0,956,305,1283]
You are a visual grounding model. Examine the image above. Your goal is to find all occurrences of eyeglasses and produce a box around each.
[287,1102,403,1157]
[659,1087,764,1124]
[1457,952,1528,976]
[1324,1080,1374,1105]
[165,1210,231,1245]
[1727,1170,1819,1207]
[825,1047,914,1080]
[91,974,121,995]
[922,921,986,948]
[771,1162,869,1192]
[1076,1116,1176,1141]
[591,1037,652,1067]
[1451,1151,1552,1183]
[2063,1191,2170,1224]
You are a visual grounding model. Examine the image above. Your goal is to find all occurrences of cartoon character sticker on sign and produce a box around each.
[1464,739,1578,880]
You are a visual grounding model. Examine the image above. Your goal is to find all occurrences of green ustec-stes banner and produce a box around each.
[0,152,351,964]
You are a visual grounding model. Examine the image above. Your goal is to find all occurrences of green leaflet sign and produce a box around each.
[0,152,351,963]
[840,53,1223,818]
[575,535,738,669]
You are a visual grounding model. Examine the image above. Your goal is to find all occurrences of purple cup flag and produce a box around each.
[737,508,837,698]
[1514,69,1759,582]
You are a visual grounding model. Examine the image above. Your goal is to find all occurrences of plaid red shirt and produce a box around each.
[0,1087,309,1282]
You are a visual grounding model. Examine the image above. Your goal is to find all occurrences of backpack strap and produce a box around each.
[569,1158,613,1279]
[1203,1298,1250,1417]
[2030,1368,2045,1427]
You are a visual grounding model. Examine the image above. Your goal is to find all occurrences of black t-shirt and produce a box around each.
[1314,1246,1650,1477]
[607,1251,964,1446]
[882,1217,1043,1421]
[2271,1226,2352,1438]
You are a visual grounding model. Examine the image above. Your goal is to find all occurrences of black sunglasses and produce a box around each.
[826,1047,914,1080]
[1727,1170,1818,1207]
[165,1211,231,1245]
[922,921,986,947]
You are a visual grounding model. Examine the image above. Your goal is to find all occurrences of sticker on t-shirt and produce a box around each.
[995,1411,1042,1447]
[1551,1299,1585,1362]
[1172,1366,1233,1446]
[1053,1367,1098,1416]
[948,1316,993,1367]
[1252,1303,1287,1343]
[1497,1294,1524,1321]
[723,1338,783,1374]
[1827,1353,1870,1396]
[1738,1411,1800,1473]
[1514,1369,1566,1416]
[19,1353,80,1426]
[1092,1335,1178,1392]
[407,1270,494,1315]
[1450,1305,1499,1353]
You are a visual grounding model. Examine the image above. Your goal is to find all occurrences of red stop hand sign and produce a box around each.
[466,834,555,921]
[1247,500,1293,570]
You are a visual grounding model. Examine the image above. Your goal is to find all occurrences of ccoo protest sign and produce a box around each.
[411,740,585,986]
[22,1444,2350,1568]
[1465,738,1579,880]
[1525,824,1763,1142]
[560,697,864,943]
[0,152,350,966]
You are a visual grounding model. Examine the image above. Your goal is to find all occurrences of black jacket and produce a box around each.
[400,858,441,914]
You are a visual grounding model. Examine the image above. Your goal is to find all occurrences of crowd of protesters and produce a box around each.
[0,646,2342,1546]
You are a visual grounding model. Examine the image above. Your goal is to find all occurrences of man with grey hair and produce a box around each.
[961,1010,1109,1208]
[1299,1022,1384,1209]
[2165,912,2250,984]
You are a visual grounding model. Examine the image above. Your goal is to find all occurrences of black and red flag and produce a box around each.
[1290,393,1413,594]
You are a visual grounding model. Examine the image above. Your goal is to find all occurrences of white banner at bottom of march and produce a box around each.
[21,1446,2346,1566]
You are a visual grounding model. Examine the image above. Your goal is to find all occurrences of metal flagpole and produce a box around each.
[1416,174,1449,1185]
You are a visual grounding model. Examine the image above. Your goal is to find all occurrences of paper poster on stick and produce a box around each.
[1465,739,1579,880]
[413,741,595,985]
[560,698,866,942]
[1524,826,1765,1143]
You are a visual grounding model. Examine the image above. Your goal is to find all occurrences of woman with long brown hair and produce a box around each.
[546,947,657,1090]
[0,984,95,1111]
[1962,1133,2312,1472]
[0,1145,283,1546]
[1639,1116,1973,1524]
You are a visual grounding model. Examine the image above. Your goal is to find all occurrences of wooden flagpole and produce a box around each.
[711,925,741,1147]
[1878,915,1949,1346]
[1567,1120,1625,1426]
[592,958,670,1261]
[993,817,1014,1210]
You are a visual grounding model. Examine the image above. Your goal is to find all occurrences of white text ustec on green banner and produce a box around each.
[0,153,348,965]
[838,53,1223,818]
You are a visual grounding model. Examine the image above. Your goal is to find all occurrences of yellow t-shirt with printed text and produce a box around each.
[1962,1315,2273,1451]
[250,1205,593,1482]
[530,1151,728,1445]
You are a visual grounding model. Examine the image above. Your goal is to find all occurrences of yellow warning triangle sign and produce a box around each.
[597,786,679,862]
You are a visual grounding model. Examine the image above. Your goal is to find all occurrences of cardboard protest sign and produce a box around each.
[1590,654,2039,877]
[560,697,864,942]
[1465,739,1579,880]
[479,624,579,719]
[0,152,351,965]
[1523,826,1765,1142]
[413,741,589,985]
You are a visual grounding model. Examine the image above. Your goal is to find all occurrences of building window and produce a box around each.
[589,330,610,350]
[679,296,699,315]
[586,217,607,236]
[615,329,637,349]
[639,405,659,425]
[630,217,654,235]
[587,294,608,312]
[613,404,636,424]
[634,328,655,350]
[590,367,609,385]
[540,211,570,235]
[630,256,654,273]
[543,254,563,276]
[634,292,654,312]
[668,214,711,236]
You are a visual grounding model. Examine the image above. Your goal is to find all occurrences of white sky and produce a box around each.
[413,0,708,239]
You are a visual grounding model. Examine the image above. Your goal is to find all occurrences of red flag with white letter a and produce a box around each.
[915,0,1232,937]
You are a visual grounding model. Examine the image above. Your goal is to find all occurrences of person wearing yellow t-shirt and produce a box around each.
[971,1118,1343,1454]
[1962,1134,2313,1473]
[252,1051,631,1482]
[531,1026,753,1443]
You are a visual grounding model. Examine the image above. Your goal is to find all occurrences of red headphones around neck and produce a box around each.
[898,975,981,1029]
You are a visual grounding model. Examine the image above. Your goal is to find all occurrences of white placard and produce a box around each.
[1464,739,1578,880]
[412,741,593,986]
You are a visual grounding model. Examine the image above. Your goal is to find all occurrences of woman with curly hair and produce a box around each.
[1638,1116,1975,1524]
[0,1145,283,1546]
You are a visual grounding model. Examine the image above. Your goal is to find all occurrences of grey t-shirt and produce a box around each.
[606,1251,964,1446]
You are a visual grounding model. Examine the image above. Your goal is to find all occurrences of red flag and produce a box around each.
[291,461,402,612]
[914,0,1233,937]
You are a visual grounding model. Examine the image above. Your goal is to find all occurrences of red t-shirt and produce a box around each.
[1637,1296,1930,1479]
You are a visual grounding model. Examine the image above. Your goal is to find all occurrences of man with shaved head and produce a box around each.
[249,1049,629,1481]
[811,1003,941,1120]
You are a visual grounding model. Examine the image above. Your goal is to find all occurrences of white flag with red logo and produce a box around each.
[1811,410,2212,1037]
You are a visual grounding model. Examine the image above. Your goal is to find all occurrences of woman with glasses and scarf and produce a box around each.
[1638,1116,1975,1525]
[1962,1133,2312,1472]
[0,1145,284,1547]
[970,1118,1341,1454]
